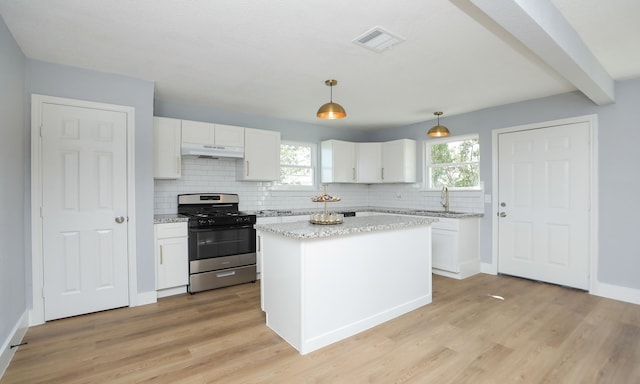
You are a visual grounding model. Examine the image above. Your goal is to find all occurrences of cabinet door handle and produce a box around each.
[381,168,384,180]
[159,245,163,264]
[257,235,261,251]
[246,161,250,176]
[176,156,181,174]
[352,168,356,180]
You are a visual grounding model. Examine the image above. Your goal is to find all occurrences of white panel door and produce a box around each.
[41,102,129,320]
[498,122,590,289]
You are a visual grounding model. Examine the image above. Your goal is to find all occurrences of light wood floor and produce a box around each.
[3,274,639,384]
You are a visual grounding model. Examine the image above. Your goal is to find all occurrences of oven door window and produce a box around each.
[190,226,256,260]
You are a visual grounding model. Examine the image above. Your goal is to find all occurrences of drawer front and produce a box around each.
[431,218,458,231]
[189,265,256,292]
[190,253,256,274]
[156,222,188,238]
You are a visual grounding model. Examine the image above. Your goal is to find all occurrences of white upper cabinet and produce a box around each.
[153,117,182,179]
[212,124,245,147]
[322,139,416,184]
[238,128,281,181]
[321,140,357,183]
[181,119,244,147]
[356,142,382,183]
[181,120,214,145]
[381,139,416,183]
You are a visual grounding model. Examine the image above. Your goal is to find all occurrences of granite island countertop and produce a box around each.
[251,206,482,219]
[254,214,436,240]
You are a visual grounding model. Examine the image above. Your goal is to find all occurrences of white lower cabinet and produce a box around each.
[431,217,480,279]
[256,215,308,280]
[371,212,480,279]
[256,217,280,281]
[154,222,188,297]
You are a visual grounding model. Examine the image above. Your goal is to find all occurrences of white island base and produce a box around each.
[261,222,432,355]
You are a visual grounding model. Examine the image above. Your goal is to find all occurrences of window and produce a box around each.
[276,141,317,189]
[425,135,480,189]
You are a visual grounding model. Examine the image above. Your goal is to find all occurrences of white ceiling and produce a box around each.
[1,0,639,130]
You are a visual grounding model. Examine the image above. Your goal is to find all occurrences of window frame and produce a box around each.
[271,140,319,191]
[423,134,480,191]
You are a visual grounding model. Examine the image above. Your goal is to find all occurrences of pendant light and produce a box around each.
[427,111,450,137]
[317,79,347,119]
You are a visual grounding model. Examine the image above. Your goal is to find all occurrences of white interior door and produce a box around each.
[497,122,590,290]
[41,102,129,320]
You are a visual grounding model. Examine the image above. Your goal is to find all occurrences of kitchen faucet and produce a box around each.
[440,186,449,212]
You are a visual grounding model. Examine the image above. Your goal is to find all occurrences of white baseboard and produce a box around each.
[135,291,157,306]
[479,265,640,305]
[0,311,29,379]
[481,262,497,275]
[157,286,187,298]
[591,281,640,305]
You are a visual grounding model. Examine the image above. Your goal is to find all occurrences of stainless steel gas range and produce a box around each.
[177,193,257,293]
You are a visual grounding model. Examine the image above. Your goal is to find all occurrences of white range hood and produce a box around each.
[181,142,244,159]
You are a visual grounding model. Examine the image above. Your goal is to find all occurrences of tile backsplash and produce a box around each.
[154,157,485,214]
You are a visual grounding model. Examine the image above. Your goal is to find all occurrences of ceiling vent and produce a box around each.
[353,26,406,53]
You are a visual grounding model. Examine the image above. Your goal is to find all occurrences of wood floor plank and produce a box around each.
[2,274,639,384]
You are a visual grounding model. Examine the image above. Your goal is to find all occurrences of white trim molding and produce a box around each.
[591,281,640,306]
[0,311,28,379]
[30,94,138,325]
[137,291,158,305]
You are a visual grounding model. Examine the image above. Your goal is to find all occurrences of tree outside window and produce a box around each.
[278,142,316,188]
[426,136,479,189]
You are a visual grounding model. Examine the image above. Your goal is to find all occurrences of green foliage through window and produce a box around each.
[279,142,315,187]
[427,136,479,188]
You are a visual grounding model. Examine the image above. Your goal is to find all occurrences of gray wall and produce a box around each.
[24,60,156,297]
[369,79,640,290]
[0,16,26,352]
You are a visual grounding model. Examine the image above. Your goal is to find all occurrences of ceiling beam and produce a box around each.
[468,0,615,105]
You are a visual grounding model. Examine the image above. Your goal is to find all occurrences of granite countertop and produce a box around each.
[254,215,436,240]
[153,214,189,224]
[251,206,482,219]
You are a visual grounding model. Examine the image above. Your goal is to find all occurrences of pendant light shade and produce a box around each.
[427,111,450,137]
[317,79,347,119]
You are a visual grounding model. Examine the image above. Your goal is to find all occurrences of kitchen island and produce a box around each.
[255,215,435,354]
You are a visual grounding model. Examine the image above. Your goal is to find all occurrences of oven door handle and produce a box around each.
[189,225,254,232]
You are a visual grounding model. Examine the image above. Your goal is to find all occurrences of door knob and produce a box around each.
[498,212,507,218]
[115,216,125,223]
